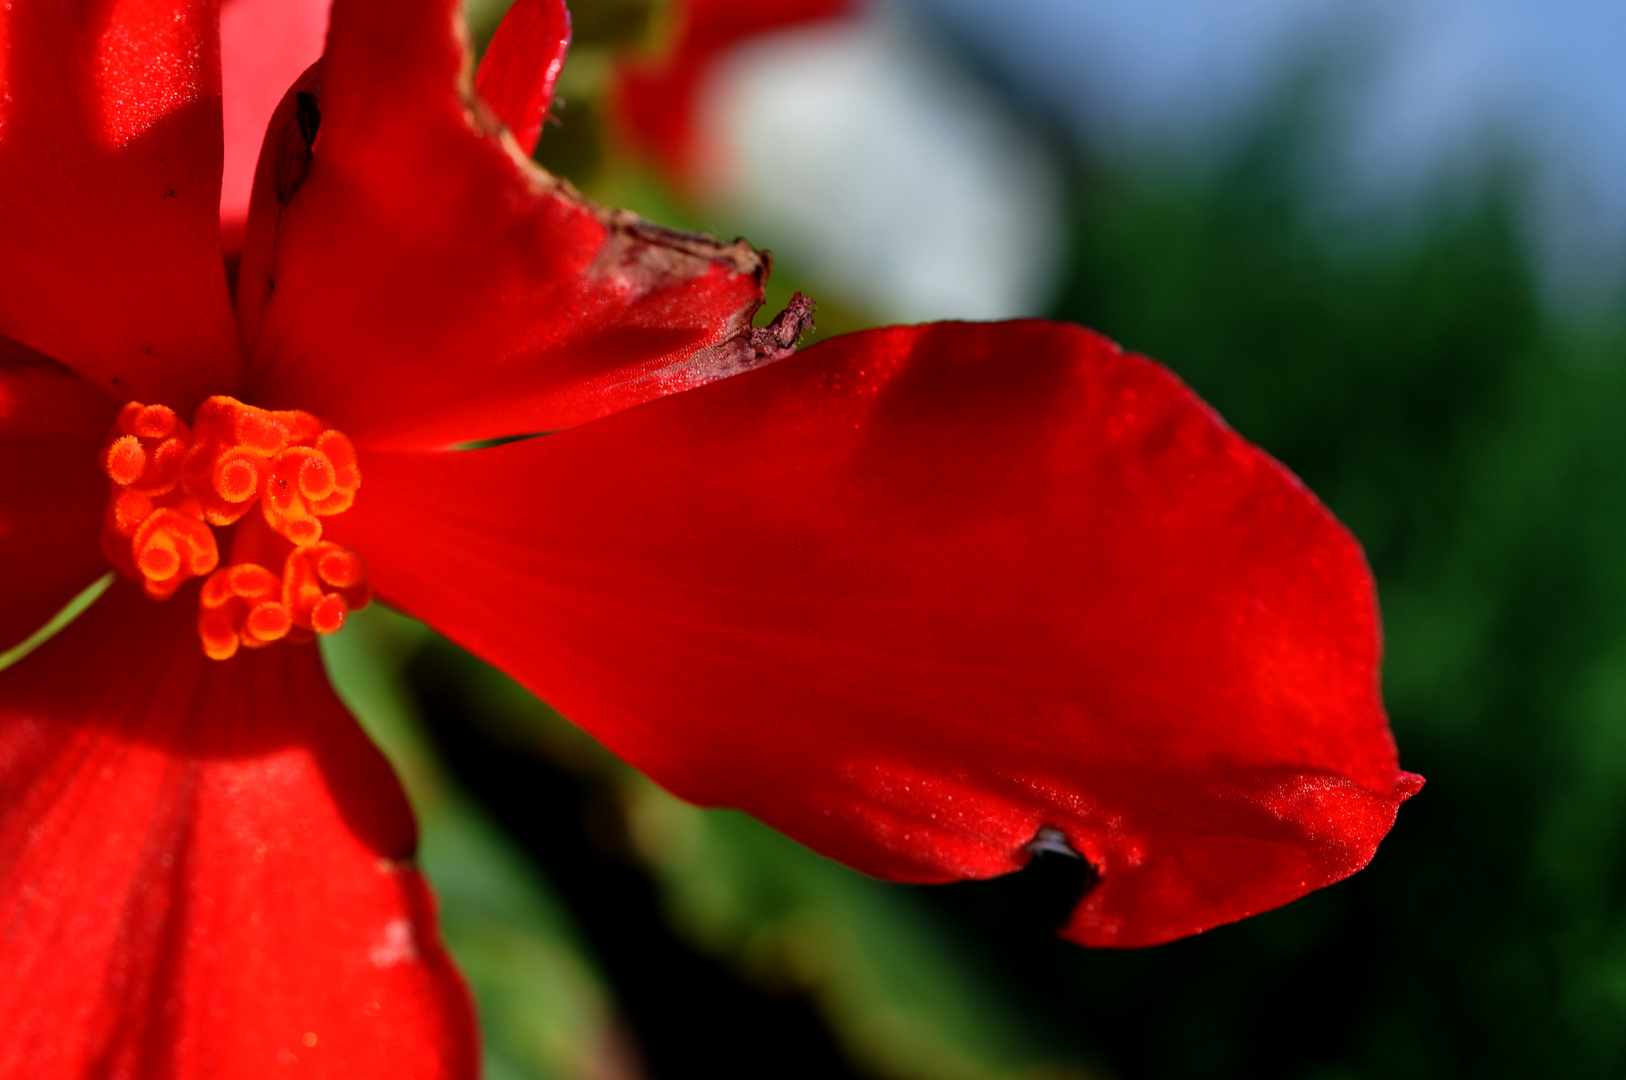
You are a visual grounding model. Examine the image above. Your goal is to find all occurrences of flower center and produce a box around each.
[100,397,369,660]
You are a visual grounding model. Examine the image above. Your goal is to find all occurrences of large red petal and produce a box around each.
[611,0,858,187]
[0,0,239,410]
[474,0,571,158]
[0,584,479,1075]
[0,339,119,652]
[236,0,778,450]
[333,320,1420,948]
[219,0,330,249]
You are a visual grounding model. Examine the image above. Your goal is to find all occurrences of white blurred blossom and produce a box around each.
[695,5,1066,322]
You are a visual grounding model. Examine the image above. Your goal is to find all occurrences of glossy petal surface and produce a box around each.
[0,585,479,1075]
[237,0,775,449]
[336,321,1419,947]
[0,340,119,651]
[475,0,571,157]
[0,0,238,409]
[220,0,331,246]
[612,0,857,185]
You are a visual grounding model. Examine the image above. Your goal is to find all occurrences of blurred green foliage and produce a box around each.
[322,609,633,1080]
[619,794,1059,1080]
[1040,120,1626,1077]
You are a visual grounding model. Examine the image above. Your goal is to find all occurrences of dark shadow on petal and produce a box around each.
[0,579,418,859]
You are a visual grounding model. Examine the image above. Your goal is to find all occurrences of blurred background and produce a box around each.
[321,0,1626,1075]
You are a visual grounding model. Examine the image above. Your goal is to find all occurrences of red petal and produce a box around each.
[0,339,119,652]
[333,320,1420,948]
[236,0,776,450]
[474,0,571,158]
[0,583,479,1074]
[611,0,858,187]
[0,0,239,410]
[220,0,331,250]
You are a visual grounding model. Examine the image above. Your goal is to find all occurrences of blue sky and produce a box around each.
[911,0,1626,302]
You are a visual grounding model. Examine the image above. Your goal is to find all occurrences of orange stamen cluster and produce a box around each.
[100,396,369,659]
[197,540,372,660]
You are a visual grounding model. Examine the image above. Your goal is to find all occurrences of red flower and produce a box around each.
[0,0,1420,1073]
[612,0,858,189]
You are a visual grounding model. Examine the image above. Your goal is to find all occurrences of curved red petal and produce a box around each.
[0,583,479,1074]
[0,340,119,651]
[0,0,239,410]
[474,0,571,158]
[236,0,776,450]
[611,0,857,187]
[220,0,331,250]
[334,320,1421,948]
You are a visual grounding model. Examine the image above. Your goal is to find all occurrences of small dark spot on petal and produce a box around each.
[295,92,322,151]
[276,93,323,205]
[164,188,175,198]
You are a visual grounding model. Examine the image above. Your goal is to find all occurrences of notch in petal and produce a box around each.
[335,320,1419,948]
